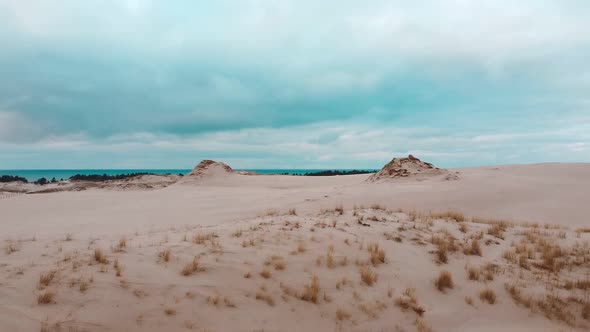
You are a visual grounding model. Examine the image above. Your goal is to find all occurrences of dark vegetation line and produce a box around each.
[0,175,28,183]
[68,172,154,182]
[286,170,375,176]
[0,172,161,185]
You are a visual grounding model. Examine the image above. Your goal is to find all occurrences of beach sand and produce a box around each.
[1,162,589,331]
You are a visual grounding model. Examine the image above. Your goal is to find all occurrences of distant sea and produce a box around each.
[0,169,377,182]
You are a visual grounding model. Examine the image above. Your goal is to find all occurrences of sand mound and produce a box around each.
[102,174,181,190]
[27,174,181,194]
[187,160,233,177]
[177,160,235,184]
[368,154,445,181]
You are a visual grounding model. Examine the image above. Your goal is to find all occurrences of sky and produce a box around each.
[0,0,589,169]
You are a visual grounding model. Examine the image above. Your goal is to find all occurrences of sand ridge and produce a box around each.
[1,206,589,331]
[368,155,446,182]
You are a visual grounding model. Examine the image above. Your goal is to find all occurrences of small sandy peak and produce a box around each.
[187,159,233,176]
[174,160,234,185]
[186,160,234,178]
[368,154,445,181]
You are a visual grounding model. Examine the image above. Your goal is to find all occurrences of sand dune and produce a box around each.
[368,154,446,181]
[1,161,590,331]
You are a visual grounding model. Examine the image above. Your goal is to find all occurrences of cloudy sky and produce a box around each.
[1,0,589,169]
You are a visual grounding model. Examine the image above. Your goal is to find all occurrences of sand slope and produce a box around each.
[1,162,590,331]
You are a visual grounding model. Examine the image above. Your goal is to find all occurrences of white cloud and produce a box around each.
[0,1,589,168]
[567,142,587,152]
[0,111,44,143]
[2,1,589,70]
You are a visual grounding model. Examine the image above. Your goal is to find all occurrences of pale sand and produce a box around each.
[1,163,589,331]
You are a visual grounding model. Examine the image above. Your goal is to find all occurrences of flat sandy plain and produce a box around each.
[1,163,590,331]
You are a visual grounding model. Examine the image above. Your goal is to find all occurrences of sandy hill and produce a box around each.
[0,174,181,194]
[177,160,235,184]
[368,154,447,181]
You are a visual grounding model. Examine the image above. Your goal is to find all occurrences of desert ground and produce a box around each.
[1,159,589,331]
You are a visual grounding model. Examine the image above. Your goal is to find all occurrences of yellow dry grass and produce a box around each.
[434,270,454,292]
[360,266,377,286]
[479,288,496,304]
[181,257,201,276]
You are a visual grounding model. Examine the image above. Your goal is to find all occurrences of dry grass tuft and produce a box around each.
[505,283,579,325]
[37,290,55,304]
[326,249,336,269]
[274,260,286,270]
[367,243,386,266]
[471,217,513,228]
[395,288,425,316]
[164,308,176,316]
[260,268,272,279]
[207,295,236,308]
[479,288,496,304]
[487,224,505,239]
[223,296,236,308]
[256,290,275,306]
[265,255,286,271]
[434,270,454,292]
[436,245,448,264]
[459,223,468,233]
[430,210,466,222]
[384,232,402,242]
[370,203,386,210]
[336,277,349,290]
[502,249,517,264]
[192,232,217,245]
[39,271,57,289]
[467,266,480,281]
[159,248,171,262]
[114,238,127,252]
[485,263,499,280]
[242,238,257,248]
[300,276,320,303]
[360,266,377,286]
[336,308,351,321]
[464,239,482,256]
[536,240,567,272]
[181,257,201,276]
[264,209,279,217]
[5,242,19,255]
[431,233,458,264]
[79,280,89,293]
[415,318,433,332]
[114,259,123,277]
[297,241,306,253]
[94,248,108,264]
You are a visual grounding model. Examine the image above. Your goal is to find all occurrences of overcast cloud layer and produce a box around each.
[1,0,589,169]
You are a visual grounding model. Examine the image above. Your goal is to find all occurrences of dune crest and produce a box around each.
[177,160,236,184]
[187,160,233,176]
[368,154,445,181]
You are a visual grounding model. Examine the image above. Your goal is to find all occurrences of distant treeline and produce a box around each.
[1,175,28,183]
[68,172,152,182]
[0,175,58,185]
[0,172,157,185]
[285,170,375,176]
